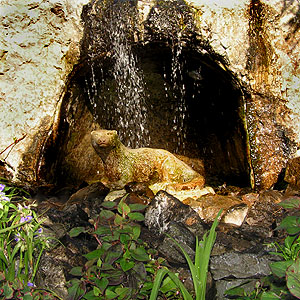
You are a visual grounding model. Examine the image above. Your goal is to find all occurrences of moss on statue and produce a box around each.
[91,129,205,190]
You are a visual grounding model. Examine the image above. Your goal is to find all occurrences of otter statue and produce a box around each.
[91,129,205,190]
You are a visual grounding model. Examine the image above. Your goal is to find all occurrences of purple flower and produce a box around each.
[0,184,5,192]
[15,233,20,242]
[37,228,43,234]
[27,282,34,287]
[20,215,33,223]
[0,195,10,202]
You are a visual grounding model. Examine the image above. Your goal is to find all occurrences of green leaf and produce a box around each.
[128,212,144,221]
[114,213,124,226]
[96,277,109,292]
[277,216,300,235]
[69,266,83,276]
[286,259,300,298]
[69,227,86,237]
[105,288,118,299]
[269,260,293,278]
[3,282,14,299]
[160,275,178,293]
[97,257,102,268]
[131,225,141,240]
[94,226,111,236]
[119,258,135,272]
[150,268,169,300]
[84,249,104,260]
[224,286,246,296]
[101,201,118,209]
[83,290,100,300]
[115,287,131,299]
[99,209,115,220]
[105,249,122,264]
[279,197,300,209]
[119,225,134,234]
[261,291,282,299]
[102,232,120,242]
[118,202,130,216]
[23,293,34,300]
[130,247,149,262]
[128,203,147,212]
[67,279,85,300]
[93,286,101,296]
[101,262,115,271]
[120,233,131,244]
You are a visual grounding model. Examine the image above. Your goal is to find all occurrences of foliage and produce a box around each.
[150,209,222,300]
[0,275,61,300]
[225,197,300,300]
[67,197,182,299]
[0,182,57,299]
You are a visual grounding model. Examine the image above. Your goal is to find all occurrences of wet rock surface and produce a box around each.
[285,156,300,190]
[144,190,207,236]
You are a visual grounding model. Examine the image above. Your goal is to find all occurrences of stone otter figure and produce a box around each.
[91,129,205,190]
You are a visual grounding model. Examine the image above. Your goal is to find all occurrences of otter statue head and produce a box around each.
[91,130,120,161]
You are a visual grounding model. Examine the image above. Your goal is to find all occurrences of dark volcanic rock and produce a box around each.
[145,190,206,236]
[144,190,206,264]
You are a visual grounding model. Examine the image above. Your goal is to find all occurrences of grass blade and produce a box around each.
[150,268,169,300]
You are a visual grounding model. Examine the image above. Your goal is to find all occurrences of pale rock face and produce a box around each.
[0,0,89,181]
[1,0,300,190]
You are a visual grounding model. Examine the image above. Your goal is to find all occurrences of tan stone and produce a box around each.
[184,194,248,225]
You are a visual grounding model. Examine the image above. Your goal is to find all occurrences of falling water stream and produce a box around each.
[81,0,195,149]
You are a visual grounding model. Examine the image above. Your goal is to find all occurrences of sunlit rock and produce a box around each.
[183,194,248,225]
[0,0,89,182]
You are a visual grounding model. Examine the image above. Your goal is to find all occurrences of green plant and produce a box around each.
[150,209,222,300]
[0,182,54,297]
[225,197,300,300]
[0,274,62,300]
[68,196,181,299]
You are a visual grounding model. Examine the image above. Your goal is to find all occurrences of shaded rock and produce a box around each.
[125,181,154,197]
[183,194,248,226]
[214,279,258,300]
[67,182,109,204]
[124,182,155,204]
[36,235,95,299]
[157,222,196,264]
[245,190,283,235]
[285,156,300,189]
[210,251,273,280]
[66,182,109,218]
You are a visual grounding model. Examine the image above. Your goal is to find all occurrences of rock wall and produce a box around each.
[1,0,300,190]
[0,0,89,182]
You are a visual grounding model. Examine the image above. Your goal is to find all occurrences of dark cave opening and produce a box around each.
[47,41,250,187]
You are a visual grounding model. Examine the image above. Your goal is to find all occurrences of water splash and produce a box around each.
[82,0,150,148]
